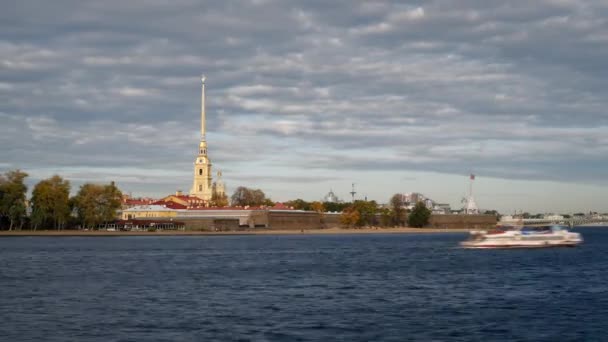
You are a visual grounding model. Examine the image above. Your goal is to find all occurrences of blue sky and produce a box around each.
[1,0,608,213]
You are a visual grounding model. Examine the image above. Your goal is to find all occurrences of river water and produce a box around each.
[1,228,607,341]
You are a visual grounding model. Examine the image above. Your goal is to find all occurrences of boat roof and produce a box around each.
[496,224,568,231]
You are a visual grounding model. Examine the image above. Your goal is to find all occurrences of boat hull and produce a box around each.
[460,241,580,249]
[460,226,582,249]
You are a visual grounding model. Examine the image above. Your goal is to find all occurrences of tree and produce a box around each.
[310,201,325,213]
[379,207,392,227]
[0,170,29,230]
[352,200,378,226]
[323,201,349,213]
[390,193,406,226]
[30,175,71,230]
[230,186,268,207]
[30,207,45,231]
[101,182,122,224]
[484,210,501,221]
[211,188,229,207]
[72,182,123,229]
[310,201,325,224]
[339,200,378,227]
[286,199,311,211]
[340,206,360,227]
[408,201,431,228]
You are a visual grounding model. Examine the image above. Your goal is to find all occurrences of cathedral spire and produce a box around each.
[201,75,206,140]
[191,75,212,201]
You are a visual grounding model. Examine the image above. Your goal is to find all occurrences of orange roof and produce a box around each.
[271,202,293,210]
[123,198,155,206]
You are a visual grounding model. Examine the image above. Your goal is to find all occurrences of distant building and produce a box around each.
[121,205,268,228]
[433,203,451,214]
[323,189,341,203]
[543,214,564,221]
[462,174,479,214]
[121,195,156,209]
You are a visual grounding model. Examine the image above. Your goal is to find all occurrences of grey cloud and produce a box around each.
[1,0,608,202]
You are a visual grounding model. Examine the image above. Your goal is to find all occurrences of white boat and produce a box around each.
[460,225,582,249]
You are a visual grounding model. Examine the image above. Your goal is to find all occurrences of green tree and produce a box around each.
[379,207,392,227]
[73,182,123,229]
[390,193,406,226]
[324,201,349,213]
[356,200,378,226]
[408,201,431,228]
[286,198,311,211]
[483,210,502,221]
[30,207,45,231]
[30,175,71,230]
[101,182,122,225]
[0,170,29,230]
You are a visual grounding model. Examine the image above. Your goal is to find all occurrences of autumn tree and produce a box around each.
[353,200,378,226]
[211,190,229,207]
[310,201,325,213]
[72,182,122,229]
[340,206,360,227]
[408,201,431,228]
[310,201,325,224]
[30,175,71,230]
[230,186,269,207]
[340,200,378,227]
[0,170,29,230]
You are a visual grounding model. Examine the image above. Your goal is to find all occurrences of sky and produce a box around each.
[1,0,608,214]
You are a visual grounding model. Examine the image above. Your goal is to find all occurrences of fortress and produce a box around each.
[120,76,497,231]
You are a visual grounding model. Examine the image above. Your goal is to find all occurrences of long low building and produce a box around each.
[120,205,497,231]
[121,205,320,230]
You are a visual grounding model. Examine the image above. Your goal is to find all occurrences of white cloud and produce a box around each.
[116,87,156,97]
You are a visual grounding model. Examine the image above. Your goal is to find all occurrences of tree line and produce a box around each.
[0,170,122,230]
[231,191,433,228]
[274,194,432,228]
[338,194,431,228]
[0,168,435,230]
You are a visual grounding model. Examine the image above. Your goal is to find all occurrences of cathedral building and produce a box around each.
[189,76,226,203]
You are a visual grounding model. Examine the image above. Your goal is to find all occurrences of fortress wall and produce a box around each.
[267,211,322,230]
[180,218,216,230]
[429,214,497,229]
[322,213,342,227]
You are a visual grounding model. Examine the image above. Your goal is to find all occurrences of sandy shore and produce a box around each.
[0,227,472,237]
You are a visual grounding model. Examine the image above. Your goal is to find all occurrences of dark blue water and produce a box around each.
[1,228,608,341]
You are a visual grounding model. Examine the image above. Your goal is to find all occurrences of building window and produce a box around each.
[199,169,203,176]
[199,185,202,191]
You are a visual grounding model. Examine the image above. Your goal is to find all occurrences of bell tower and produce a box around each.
[190,75,213,201]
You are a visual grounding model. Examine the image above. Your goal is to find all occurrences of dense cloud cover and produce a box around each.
[1,0,607,210]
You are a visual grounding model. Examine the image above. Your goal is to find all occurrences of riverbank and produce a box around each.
[0,227,473,237]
